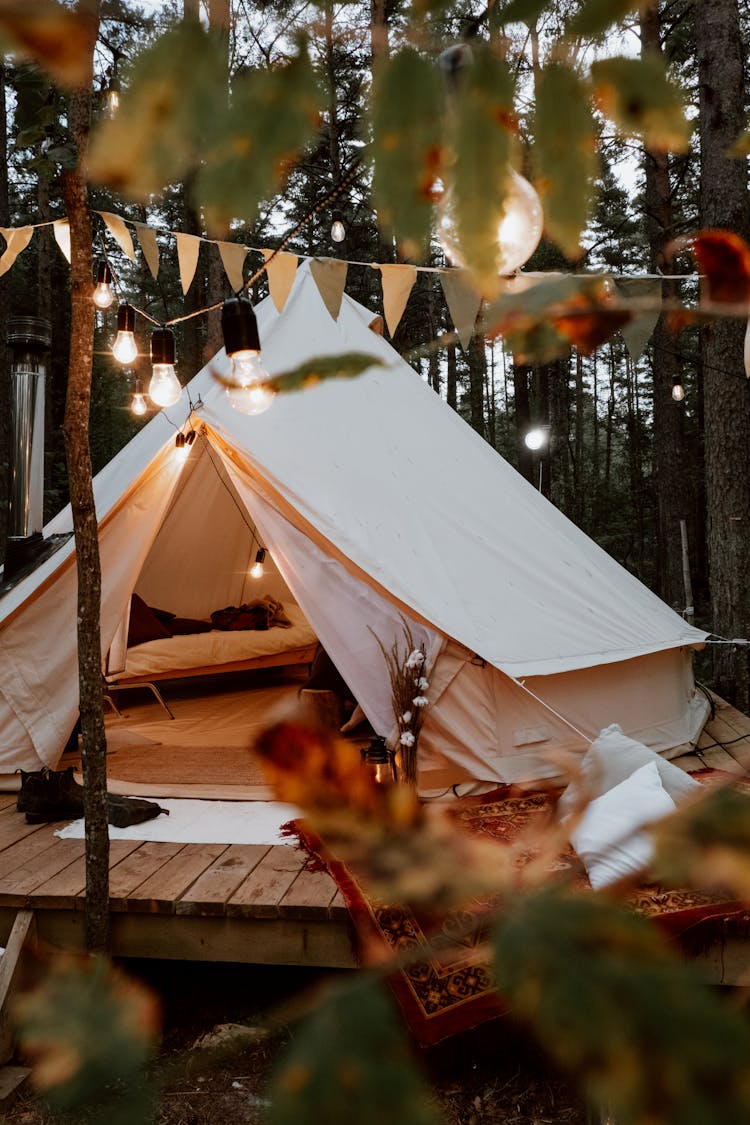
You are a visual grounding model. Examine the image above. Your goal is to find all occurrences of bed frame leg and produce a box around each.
[145,683,176,720]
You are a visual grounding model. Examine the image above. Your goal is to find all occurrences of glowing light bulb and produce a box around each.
[149,364,182,407]
[331,209,346,243]
[437,169,543,275]
[174,432,190,462]
[92,261,114,310]
[250,548,266,579]
[524,427,547,451]
[672,378,685,402]
[106,74,120,117]
[225,350,275,415]
[226,382,275,416]
[112,302,138,363]
[131,379,147,416]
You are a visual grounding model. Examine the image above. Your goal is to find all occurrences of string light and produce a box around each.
[437,169,543,275]
[149,327,182,407]
[92,260,114,309]
[106,70,120,117]
[131,377,147,416]
[672,375,685,402]
[112,302,138,363]
[174,432,190,461]
[249,546,267,579]
[221,296,275,415]
[524,426,549,451]
[331,208,346,243]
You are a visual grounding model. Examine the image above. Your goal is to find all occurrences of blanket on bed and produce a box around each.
[297,771,750,1047]
[210,596,292,632]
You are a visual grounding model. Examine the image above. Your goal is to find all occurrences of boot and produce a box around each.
[19,767,84,824]
[106,794,169,828]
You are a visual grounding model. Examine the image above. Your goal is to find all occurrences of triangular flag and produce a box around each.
[217,241,248,293]
[310,258,348,320]
[97,211,136,261]
[0,226,34,277]
[440,270,482,350]
[175,232,201,295]
[133,222,160,278]
[377,264,416,337]
[53,219,71,263]
[614,277,662,361]
[262,249,298,313]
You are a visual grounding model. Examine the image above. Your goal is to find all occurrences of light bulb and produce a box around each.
[524,427,547,451]
[149,364,182,407]
[672,379,685,402]
[229,349,265,388]
[249,547,266,579]
[131,379,147,416]
[106,75,120,117]
[226,383,275,416]
[226,351,275,415]
[113,302,137,363]
[437,169,543,275]
[174,432,190,462]
[331,209,346,243]
[92,261,114,309]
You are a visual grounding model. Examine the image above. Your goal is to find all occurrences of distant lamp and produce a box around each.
[131,378,147,417]
[331,208,346,244]
[360,737,398,785]
[250,547,267,579]
[112,302,138,364]
[149,327,181,408]
[222,296,274,415]
[174,432,190,461]
[437,169,543,275]
[524,426,548,451]
[106,71,120,117]
[92,261,114,310]
[672,375,685,402]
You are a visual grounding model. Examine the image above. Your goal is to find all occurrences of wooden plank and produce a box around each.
[0,841,85,906]
[694,746,746,775]
[176,844,271,917]
[227,846,307,918]
[278,866,340,920]
[0,814,48,854]
[102,841,186,909]
[0,824,69,883]
[125,843,228,914]
[0,797,18,814]
[0,911,35,1064]
[31,840,144,910]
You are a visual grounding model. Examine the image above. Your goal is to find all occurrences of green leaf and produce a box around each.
[267,975,443,1125]
[534,63,596,260]
[651,782,750,898]
[15,125,47,149]
[566,0,641,36]
[371,48,445,257]
[88,23,229,199]
[197,42,323,234]
[494,889,750,1123]
[591,53,691,151]
[448,46,517,293]
[213,352,382,396]
[498,0,551,26]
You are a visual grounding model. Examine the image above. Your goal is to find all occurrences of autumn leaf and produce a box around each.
[591,53,691,152]
[0,0,97,88]
[692,228,750,306]
[211,351,383,396]
[371,48,446,257]
[534,63,596,260]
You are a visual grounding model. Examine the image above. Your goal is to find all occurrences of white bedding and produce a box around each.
[109,603,316,680]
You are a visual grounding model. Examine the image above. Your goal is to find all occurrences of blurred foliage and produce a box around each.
[494,888,750,1124]
[267,975,442,1125]
[211,351,383,395]
[652,779,750,897]
[590,54,691,152]
[15,953,160,1124]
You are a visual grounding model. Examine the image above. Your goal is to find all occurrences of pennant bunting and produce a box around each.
[310,257,348,320]
[133,222,160,279]
[53,219,71,263]
[0,226,34,277]
[440,270,482,350]
[97,211,136,261]
[218,241,248,293]
[262,250,298,313]
[614,277,662,361]
[377,264,417,337]
[175,232,202,295]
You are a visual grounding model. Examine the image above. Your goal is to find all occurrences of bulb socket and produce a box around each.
[222,296,261,356]
[116,302,135,334]
[95,260,113,286]
[151,326,176,366]
[175,432,186,450]
[255,547,267,565]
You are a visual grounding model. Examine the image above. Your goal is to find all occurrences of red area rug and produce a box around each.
[299,771,750,1047]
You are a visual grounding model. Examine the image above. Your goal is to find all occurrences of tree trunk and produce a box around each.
[697,0,750,710]
[61,0,109,953]
[446,341,457,410]
[513,361,533,482]
[467,335,486,437]
[641,1,689,609]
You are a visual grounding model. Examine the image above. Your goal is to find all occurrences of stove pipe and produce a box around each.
[4,317,51,581]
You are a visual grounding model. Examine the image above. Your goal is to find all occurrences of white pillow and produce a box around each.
[569,760,676,889]
[558,722,700,820]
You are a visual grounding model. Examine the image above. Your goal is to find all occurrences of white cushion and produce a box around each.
[558,723,700,820]
[569,760,676,889]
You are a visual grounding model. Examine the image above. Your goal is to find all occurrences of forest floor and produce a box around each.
[3,960,588,1125]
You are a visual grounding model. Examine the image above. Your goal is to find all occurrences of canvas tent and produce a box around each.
[0,262,710,792]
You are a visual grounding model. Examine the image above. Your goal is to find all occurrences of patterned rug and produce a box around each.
[300,772,750,1047]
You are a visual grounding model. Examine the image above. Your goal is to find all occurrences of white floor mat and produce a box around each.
[54,799,301,845]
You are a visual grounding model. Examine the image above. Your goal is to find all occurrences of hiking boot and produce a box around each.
[18,766,85,823]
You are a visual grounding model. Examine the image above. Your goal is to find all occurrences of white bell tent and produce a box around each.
[0,262,709,791]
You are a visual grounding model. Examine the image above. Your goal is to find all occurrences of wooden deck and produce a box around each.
[0,691,747,972]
